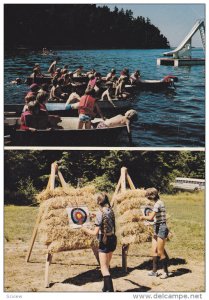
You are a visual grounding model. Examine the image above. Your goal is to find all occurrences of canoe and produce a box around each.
[26,75,52,85]
[127,78,178,91]
[4,98,133,117]
[4,116,130,147]
[25,74,178,91]
[25,75,89,85]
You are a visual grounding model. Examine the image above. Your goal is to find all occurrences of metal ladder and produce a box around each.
[199,23,205,51]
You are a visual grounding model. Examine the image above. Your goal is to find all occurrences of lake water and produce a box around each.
[4,48,205,147]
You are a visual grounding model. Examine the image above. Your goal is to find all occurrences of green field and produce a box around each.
[4,191,205,261]
[163,191,205,261]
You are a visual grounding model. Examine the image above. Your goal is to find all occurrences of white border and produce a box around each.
[1,1,207,300]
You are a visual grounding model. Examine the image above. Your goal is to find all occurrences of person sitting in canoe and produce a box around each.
[130,70,141,84]
[25,83,40,100]
[38,83,49,93]
[73,66,84,77]
[61,65,69,74]
[52,68,62,81]
[115,68,130,97]
[34,63,43,76]
[23,94,36,112]
[96,109,137,134]
[36,91,49,114]
[61,68,68,78]
[20,101,39,132]
[49,78,68,102]
[87,74,100,95]
[106,68,117,82]
[86,68,96,78]
[78,88,105,129]
[29,67,41,83]
[101,82,129,107]
[48,57,60,76]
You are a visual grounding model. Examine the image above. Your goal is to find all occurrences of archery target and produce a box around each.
[66,206,90,228]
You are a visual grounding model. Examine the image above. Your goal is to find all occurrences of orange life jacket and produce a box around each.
[78,95,96,116]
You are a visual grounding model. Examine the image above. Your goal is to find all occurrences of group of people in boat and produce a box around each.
[18,60,139,131]
[11,57,143,103]
[20,81,137,132]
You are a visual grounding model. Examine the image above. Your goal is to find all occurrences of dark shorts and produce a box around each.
[154,223,169,239]
[98,234,117,253]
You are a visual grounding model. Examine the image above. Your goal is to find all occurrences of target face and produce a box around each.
[71,208,87,225]
[141,206,154,225]
[66,206,90,228]
[144,207,153,217]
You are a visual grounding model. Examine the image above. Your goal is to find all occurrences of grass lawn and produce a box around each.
[4,191,205,262]
[163,191,205,261]
[4,205,39,242]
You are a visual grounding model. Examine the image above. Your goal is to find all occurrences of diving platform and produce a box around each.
[157,19,205,67]
[157,57,205,67]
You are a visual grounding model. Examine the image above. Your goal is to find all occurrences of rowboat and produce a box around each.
[4,116,131,146]
[4,98,134,117]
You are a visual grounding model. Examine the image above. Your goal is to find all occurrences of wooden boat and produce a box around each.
[126,76,178,91]
[4,116,130,147]
[26,75,52,85]
[25,75,89,85]
[4,98,133,117]
[25,74,178,91]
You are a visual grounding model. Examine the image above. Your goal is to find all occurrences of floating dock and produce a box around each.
[157,19,205,67]
[157,57,205,67]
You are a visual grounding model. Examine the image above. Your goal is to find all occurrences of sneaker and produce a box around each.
[148,271,158,277]
[160,272,172,279]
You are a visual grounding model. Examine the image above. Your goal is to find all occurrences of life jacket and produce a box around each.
[88,78,96,88]
[163,75,178,83]
[78,95,96,116]
[20,111,32,130]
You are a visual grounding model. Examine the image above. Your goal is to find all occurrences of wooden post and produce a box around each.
[111,177,122,207]
[122,244,129,273]
[26,162,60,263]
[127,174,136,190]
[46,174,51,191]
[58,170,68,189]
[25,206,44,262]
[120,167,127,193]
[44,253,53,288]
[50,163,56,191]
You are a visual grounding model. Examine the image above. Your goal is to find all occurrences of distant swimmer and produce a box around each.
[10,78,23,85]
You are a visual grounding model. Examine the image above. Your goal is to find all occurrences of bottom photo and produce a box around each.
[4,150,205,292]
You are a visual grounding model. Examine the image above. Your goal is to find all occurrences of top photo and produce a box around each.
[4,4,205,147]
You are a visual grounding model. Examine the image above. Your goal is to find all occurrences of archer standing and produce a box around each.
[140,188,171,279]
[81,193,117,292]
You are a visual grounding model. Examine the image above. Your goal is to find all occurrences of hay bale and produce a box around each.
[38,186,98,253]
[36,185,96,204]
[37,185,155,253]
[114,189,154,245]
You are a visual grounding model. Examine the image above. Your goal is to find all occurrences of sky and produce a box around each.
[105,4,205,48]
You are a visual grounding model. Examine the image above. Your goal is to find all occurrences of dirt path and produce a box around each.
[4,240,204,292]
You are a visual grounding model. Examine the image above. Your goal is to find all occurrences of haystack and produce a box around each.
[114,189,154,245]
[38,185,98,253]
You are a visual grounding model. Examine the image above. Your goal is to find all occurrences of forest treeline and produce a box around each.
[4,150,204,205]
[4,4,170,50]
